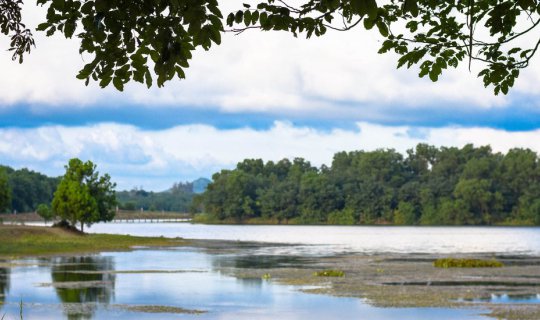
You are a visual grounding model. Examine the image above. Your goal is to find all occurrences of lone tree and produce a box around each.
[52,158,116,232]
[36,203,54,222]
[2,0,539,95]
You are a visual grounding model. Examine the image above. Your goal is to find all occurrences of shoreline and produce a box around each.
[0,225,186,258]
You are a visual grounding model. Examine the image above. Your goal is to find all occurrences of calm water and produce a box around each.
[6,223,538,319]
[87,223,540,255]
[0,247,486,319]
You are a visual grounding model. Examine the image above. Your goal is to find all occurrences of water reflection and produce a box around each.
[51,256,115,320]
[211,254,314,269]
[463,293,540,304]
[0,267,9,309]
[236,277,263,289]
[1,249,492,320]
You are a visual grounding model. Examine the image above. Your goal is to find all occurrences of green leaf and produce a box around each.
[144,70,152,88]
[235,11,243,24]
[226,13,235,26]
[376,21,388,37]
[36,23,50,31]
[244,10,252,26]
[251,10,259,24]
[366,0,378,19]
[64,21,76,38]
[403,0,419,17]
[112,77,124,91]
[363,18,375,30]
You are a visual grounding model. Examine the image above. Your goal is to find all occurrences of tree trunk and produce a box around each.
[81,221,84,233]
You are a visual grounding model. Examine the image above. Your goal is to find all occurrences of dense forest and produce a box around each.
[193,144,540,225]
[0,166,60,213]
[117,178,210,212]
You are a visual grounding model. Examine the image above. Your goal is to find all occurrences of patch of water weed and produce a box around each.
[116,304,206,314]
[384,281,540,287]
[434,258,503,268]
[313,270,345,277]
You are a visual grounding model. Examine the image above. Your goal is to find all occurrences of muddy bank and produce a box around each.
[195,239,540,319]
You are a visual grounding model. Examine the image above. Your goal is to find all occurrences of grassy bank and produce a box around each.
[0,225,185,257]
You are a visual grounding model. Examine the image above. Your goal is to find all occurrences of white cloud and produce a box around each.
[1,1,539,115]
[1,122,539,191]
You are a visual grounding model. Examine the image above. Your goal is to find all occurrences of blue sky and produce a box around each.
[1,2,540,191]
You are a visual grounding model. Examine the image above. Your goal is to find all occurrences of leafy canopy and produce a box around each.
[2,0,539,94]
[52,158,116,231]
[0,167,11,213]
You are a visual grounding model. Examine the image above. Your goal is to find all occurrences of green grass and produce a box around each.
[433,258,504,268]
[0,225,185,257]
[313,269,345,277]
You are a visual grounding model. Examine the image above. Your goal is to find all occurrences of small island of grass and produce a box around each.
[313,269,345,277]
[0,225,184,257]
[433,258,504,268]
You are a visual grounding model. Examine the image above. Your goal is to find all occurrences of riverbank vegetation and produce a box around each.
[0,225,183,257]
[433,258,504,268]
[194,144,540,225]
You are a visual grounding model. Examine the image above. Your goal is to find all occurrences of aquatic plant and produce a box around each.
[313,270,345,277]
[262,273,271,280]
[433,258,503,268]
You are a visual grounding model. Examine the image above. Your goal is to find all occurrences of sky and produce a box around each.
[1,2,540,191]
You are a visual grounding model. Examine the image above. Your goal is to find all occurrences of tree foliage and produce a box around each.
[7,167,59,213]
[52,158,116,231]
[116,180,198,212]
[36,203,54,221]
[2,0,539,94]
[0,0,34,62]
[0,167,11,213]
[195,144,540,225]
[0,165,59,213]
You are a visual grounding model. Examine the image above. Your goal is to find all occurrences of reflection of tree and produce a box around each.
[51,256,115,320]
[0,267,10,308]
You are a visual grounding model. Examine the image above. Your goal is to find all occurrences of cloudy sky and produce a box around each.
[1,2,540,191]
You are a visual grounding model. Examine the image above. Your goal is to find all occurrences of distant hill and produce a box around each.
[192,178,211,194]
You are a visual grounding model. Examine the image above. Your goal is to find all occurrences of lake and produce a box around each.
[3,223,539,319]
[88,223,540,255]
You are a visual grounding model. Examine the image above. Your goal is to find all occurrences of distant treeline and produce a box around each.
[0,166,59,213]
[116,178,210,212]
[193,144,540,225]
[117,183,194,212]
[0,163,209,214]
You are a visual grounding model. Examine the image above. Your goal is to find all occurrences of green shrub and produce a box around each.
[433,258,503,268]
[313,269,345,277]
[327,208,355,225]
